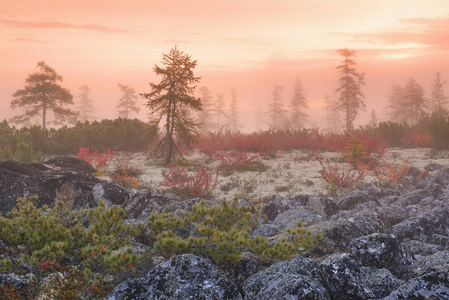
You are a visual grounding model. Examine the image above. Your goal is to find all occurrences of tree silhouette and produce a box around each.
[141,46,201,164]
[289,78,308,131]
[267,85,286,131]
[229,88,240,132]
[117,83,140,119]
[214,93,227,131]
[400,77,427,126]
[431,72,448,115]
[76,85,96,122]
[384,85,405,122]
[10,61,76,128]
[335,49,366,131]
[197,86,215,133]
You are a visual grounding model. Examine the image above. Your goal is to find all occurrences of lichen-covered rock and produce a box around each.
[272,206,324,230]
[435,167,449,187]
[385,203,449,246]
[409,251,449,285]
[225,252,265,291]
[383,278,449,299]
[261,193,304,222]
[243,255,329,299]
[396,188,429,207]
[45,156,96,174]
[358,267,401,299]
[338,186,379,211]
[0,158,131,214]
[105,254,242,300]
[319,253,368,299]
[309,209,384,253]
[349,233,412,278]
[309,196,339,219]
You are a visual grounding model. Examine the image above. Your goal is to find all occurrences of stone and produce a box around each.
[105,254,242,300]
[349,233,412,278]
[242,255,329,300]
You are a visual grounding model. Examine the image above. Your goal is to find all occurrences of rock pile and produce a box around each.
[1,158,449,299]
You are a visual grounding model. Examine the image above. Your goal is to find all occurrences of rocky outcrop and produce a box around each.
[0,158,130,213]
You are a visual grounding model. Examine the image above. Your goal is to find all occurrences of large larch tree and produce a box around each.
[10,61,76,128]
[141,46,201,164]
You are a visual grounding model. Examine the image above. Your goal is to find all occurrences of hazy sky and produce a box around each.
[1,0,448,130]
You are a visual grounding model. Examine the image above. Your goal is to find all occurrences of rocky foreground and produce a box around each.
[1,157,449,299]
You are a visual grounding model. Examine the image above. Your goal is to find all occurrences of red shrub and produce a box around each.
[161,166,220,198]
[401,131,431,147]
[76,146,115,170]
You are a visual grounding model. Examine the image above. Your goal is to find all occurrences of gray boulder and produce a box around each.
[243,255,329,299]
[105,254,242,300]
[349,233,412,278]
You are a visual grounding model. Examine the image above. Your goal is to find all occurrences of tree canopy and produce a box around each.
[10,61,77,128]
[141,46,202,164]
[117,83,140,119]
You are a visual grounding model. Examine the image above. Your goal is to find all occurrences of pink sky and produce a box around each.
[1,0,448,130]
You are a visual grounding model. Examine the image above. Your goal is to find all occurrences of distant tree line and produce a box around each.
[0,118,157,155]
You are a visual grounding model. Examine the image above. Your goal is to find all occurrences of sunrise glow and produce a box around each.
[1,0,448,130]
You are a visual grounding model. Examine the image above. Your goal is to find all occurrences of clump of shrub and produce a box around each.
[0,141,45,163]
[161,166,220,199]
[0,197,138,299]
[76,146,115,176]
[145,199,322,268]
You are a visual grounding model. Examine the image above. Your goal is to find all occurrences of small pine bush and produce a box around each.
[0,196,138,299]
[145,199,322,268]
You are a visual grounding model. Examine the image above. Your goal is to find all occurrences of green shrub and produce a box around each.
[145,199,322,268]
[0,197,138,299]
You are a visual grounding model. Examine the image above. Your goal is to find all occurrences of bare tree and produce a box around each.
[335,49,366,131]
[10,61,76,128]
[76,85,96,122]
[117,83,140,119]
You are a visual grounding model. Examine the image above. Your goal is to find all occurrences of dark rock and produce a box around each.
[225,252,265,292]
[105,254,242,300]
[124,189,153,219]
[309,196,339,219]
[45,156,97,174]
[349,233,412,278]
[272,207,324,230]
[435,167,449,187]
[309,209,384,254]
[396,189,429,207]
[0,158,131,214]
[386,203,449,246]
[409,251,449,285]
[402,240,442,257]
[383,278,449,299]
[319,253,368,299]
[261,194,303,222]
[358,267,401,299]
[251,224,278,237]
[338,185,379,211]
[374,204,407,227]
[243,255,329,299]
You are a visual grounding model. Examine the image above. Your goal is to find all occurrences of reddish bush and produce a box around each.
[318,158,365,194]
[401,131,431,147]
[214,150,259,166]
[161,166,220,198]
[76,146,115,170]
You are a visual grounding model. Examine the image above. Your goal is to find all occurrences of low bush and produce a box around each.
[0,197,138,299]
[145,199,322,268]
